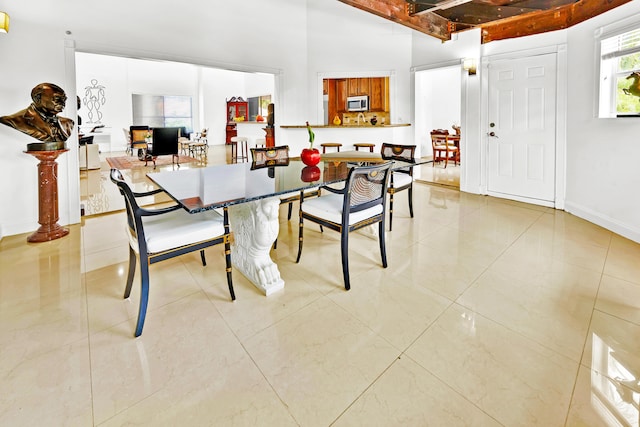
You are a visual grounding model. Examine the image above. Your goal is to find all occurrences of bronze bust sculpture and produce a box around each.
[0,82,75,151]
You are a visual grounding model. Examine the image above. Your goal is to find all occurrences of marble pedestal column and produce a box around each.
[25,149,70,243]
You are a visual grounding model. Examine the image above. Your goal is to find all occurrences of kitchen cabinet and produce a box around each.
[325,76,389,122]
[347,78,371,96]
[336,79,347,113]
[369,77,385,112]
[347,78,360,96]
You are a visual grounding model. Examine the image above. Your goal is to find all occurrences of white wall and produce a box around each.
[564,2,640,242]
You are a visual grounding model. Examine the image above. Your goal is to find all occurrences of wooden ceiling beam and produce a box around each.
[338,0,452,41]
[480,0,633,43]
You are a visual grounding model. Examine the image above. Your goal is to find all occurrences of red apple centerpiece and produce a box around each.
[301,121,320,166]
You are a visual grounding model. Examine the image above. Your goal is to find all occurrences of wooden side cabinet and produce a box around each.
[226,97,248,144]
[227,97,248,121]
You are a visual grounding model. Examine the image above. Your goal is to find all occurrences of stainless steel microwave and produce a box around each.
[346,95,369,112]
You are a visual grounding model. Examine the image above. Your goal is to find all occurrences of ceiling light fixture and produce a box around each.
[0,12,9,34]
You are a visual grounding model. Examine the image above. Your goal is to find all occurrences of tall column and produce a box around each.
[25,149,70,243]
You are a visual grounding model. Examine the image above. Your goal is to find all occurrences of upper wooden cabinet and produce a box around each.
[325,77,389,117]
[369,77,385,112]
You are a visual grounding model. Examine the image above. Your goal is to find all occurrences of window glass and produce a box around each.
[599,26,640,117]
[132,94,193,132]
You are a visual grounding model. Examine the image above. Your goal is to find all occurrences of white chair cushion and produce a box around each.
[391,172,412,188]
[128,209,225,254]
[301,193,383,225]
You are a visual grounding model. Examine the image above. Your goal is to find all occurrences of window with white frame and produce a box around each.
[132,94,193,132]
[599,26,640,117]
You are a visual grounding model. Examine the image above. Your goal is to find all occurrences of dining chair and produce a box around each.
[430,129,459,168]
[110,168,235,337]
[250,145,316,248]
[296,161,393,290]
[381,143,416,231]
[129,125,150,160]
[250,145,290,167]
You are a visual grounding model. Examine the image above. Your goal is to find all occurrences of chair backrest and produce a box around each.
[430,130,450,146]
[79,135,94,145]
[109,168,143,239]
[343,162,392,215]
[250,145,290,167]
[381,143,416,162]
[149,127,180,156]
[130,125,149,143]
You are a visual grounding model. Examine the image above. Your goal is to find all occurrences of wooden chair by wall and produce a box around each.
[430,129,459,168]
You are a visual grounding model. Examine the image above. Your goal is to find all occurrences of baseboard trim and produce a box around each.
[564,200,640,244]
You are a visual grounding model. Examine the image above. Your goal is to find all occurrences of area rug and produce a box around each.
[106,155,200,170]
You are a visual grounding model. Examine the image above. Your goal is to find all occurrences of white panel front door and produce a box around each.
[487,53,557,204]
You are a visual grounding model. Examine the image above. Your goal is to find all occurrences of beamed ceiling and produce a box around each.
[337,0,633,43]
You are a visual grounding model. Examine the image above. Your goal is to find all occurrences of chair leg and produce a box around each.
[296,216,304,263]
[200,249,206,266]
[378,221,388,268]
[124,246,136,299]
[389,192,394,231]
[134,254,151,337]
[287,202,293,220]
[223,208,235,301]
[340,228,350,290]
[408,185,414,218]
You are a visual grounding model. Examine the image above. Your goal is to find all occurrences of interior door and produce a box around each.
[487,53,557,204]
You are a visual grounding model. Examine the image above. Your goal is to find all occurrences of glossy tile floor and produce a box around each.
[418,160,460,188]
[3,147,640,426]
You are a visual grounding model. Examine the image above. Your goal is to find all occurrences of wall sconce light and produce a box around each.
[0,12,9,34]
[463,58,477,75]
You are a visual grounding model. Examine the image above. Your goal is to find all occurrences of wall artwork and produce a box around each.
[82,78,106,124]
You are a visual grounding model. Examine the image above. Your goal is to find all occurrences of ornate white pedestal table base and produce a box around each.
[228,197,284,295]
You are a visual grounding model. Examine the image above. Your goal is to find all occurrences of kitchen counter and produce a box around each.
[280,123,411,128]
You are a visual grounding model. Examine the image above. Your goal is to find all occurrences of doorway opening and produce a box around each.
[414,65,462,189]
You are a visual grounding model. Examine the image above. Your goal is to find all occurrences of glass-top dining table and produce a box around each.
[147,153,426,296]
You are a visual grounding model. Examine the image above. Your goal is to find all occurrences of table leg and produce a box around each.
[228,197,284,295]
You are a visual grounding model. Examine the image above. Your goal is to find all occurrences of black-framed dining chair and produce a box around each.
[110,168,235,337]
[381,143,416,231]
[296,161,393,290]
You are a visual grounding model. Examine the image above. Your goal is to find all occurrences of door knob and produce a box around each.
[488,131,498,138]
